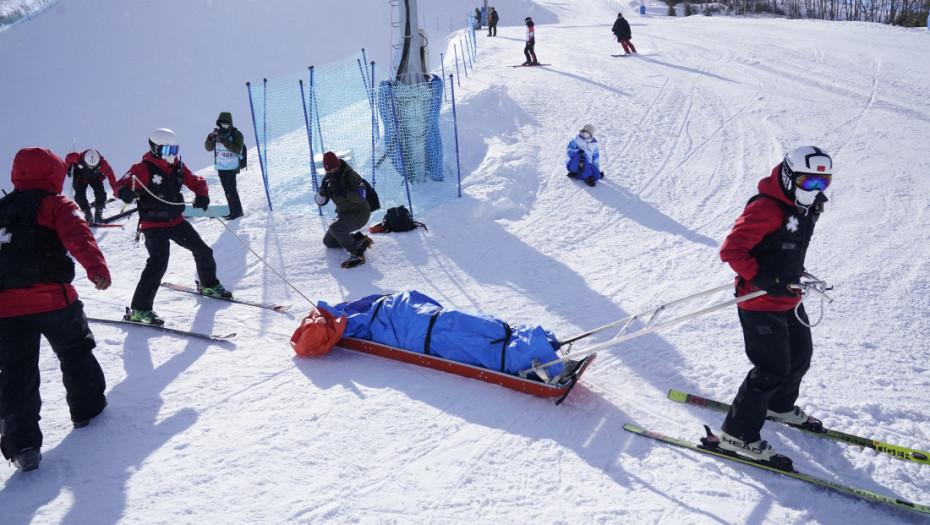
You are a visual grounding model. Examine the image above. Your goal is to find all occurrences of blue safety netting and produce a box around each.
[248,51,461,218]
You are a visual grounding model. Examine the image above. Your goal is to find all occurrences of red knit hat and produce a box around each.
[323,151,339,171]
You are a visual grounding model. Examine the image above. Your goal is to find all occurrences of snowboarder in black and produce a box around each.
[314,151,372,269]
[611,12,637,55]
[717,146,834,462]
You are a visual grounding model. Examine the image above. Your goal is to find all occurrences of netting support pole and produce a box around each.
[369,61,378,185]
[305,68,323,217]
[460,38,469,77]
[386,82,415,212]
[440,53,447,101]
[449,74,463,198]
[246,81,273,211]
[453,44,461,87]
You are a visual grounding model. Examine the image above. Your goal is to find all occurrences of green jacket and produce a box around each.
[204,111,245,173]
[320,160,370,222]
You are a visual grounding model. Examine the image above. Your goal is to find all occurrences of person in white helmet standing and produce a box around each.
[716,146,834,466]
[113,128,232,325]
[64,148,117,224]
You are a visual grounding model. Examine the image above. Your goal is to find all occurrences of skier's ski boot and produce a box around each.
[701,425,793,471]
[12,448,41,472]
[94,207,105,224]
[566,172,577,179]
[200,283,233,299]
[521,61,531,66]
[82,209,94,224]
[127,308,164,326]
[73,399,107,429]
[584,177,596,187]
[341,254,366,269]
[768,406,824,433]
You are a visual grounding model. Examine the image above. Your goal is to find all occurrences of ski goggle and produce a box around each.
[794,172,831,191]
[159,145,179,157]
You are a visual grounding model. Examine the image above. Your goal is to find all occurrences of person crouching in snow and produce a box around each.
[566,124,602,187]
[314,152,373,269]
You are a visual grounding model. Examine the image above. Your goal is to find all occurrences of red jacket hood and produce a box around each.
[757,164,793,205]
[11,147,67,193]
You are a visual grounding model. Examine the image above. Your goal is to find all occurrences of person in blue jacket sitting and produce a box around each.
[566,124,603,187]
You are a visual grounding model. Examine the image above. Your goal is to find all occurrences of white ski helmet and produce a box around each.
[580,123,596,139]
[149,128,180,164]
[82,149,100,169]
[780,146,832,207]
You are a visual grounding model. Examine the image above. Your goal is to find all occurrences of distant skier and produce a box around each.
[487,7,499,37]
[204,111,245,220]
[565,124,602,187]
[114,128,232,325]
[314,151,373,269]
[522,17,538,65]
[611,12,637,55]
[64,148,117,224]
[0,147,111,472]
[717,146,833,462]
[474,8,482,29]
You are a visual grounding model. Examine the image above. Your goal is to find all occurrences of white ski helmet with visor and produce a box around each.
[781,146,832,207]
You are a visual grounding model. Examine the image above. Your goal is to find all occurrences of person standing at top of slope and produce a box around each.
[717,146,833,462]
[565,124,603,187]
[522,17,538,65]
[0,147,111,472]
[64,148,117,224]
[315,152,373,269]
[204,111,245,221]
[611,12,637,55]
[487,7,499,37]
[114,128,232,325]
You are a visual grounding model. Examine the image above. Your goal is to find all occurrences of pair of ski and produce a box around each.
[87,283,291,341]
[626,389,929,515]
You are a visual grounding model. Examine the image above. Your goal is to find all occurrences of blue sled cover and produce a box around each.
[319,290,564,378]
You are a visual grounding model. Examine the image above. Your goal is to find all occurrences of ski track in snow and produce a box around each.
[2,0,930,523]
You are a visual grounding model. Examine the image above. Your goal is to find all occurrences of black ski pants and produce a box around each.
[722,305,813,443]
[218,170,243,217]
[72,178,107,213]
[323,211,370,255]
[0,300,106,459]
[488,23,497,36]
[524,42,537,63]
[131,221,219,311]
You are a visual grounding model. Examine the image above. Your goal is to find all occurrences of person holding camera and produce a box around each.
[314,151,372,269]
[204,111,245,220]
[114,128,232,325]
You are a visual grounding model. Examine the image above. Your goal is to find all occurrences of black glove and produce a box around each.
[194,195,210,211]
[208,133,217,141]
[117,186,137,204]
[752,270,798,298]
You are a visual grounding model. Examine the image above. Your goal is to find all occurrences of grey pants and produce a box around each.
[323,212,369,254]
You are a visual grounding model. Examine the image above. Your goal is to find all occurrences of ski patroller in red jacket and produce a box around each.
[0,148,110,318]
[64,150,118,188]
[720,164,826,312]
[114,152,209,230]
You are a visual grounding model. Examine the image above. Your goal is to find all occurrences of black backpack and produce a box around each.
[361,177,380,212]
[381,205,426,232]
[239,143,248,170]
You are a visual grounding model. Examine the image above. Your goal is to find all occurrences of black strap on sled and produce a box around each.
[423,309,442,355]
[491,322,513,372]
